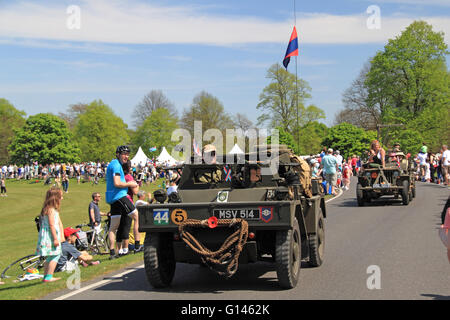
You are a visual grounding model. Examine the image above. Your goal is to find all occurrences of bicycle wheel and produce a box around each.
[94,234,110,255]
[1,255,44,280]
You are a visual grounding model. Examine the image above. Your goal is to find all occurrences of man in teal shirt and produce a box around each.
[322,148,339,196]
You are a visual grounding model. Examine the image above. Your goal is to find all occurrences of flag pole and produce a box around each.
[294,0,300,154]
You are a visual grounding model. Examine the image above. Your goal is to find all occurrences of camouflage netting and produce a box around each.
[289,153,313,198]
[256,145,313,198]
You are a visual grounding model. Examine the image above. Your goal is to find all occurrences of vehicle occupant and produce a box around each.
[197,144,222,183]
[368,140,386,168]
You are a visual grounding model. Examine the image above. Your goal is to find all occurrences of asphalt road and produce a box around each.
[44,178,450,300]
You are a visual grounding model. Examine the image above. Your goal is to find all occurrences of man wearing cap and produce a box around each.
[197,144,223,183]
[55,228,100,272]
[322,148,339,196]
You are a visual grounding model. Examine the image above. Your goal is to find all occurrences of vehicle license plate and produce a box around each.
[213,208,259,220]
[373,183,390,188]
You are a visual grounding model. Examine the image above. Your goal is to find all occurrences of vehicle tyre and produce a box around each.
[401,180,409,205]
[1,255,44,280]
[143,233,176,288]
[356,184,364,207]
[275,218,301,289]
[308,209,325,267]
[412,186,416,198]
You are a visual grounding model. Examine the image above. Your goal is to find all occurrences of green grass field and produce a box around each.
[0,177,163,300]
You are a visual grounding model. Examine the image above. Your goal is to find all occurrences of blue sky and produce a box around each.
[0,0,449,129]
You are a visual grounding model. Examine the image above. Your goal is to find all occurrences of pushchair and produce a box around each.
[75,230,89,251]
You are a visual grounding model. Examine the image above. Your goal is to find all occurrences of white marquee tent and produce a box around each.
[156,147,178,166]
[130,146,149,166]
[228,144,244,154]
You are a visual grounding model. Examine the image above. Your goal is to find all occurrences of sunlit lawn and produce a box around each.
[0,177,163,300]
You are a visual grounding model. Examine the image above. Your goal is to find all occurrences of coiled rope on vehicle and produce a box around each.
[178,218,248,278]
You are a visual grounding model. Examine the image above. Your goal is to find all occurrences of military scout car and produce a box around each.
[138,145,326,289]
[356,152,416,206]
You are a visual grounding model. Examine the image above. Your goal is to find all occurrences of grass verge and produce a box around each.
[0,177,162,300]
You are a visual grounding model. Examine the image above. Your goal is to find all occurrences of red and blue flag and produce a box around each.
[283,26,298,69]
[193,139,201,156]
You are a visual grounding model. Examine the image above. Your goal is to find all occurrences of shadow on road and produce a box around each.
[92,261,306,294]
[335,197,405,208]
[421,293,450,300]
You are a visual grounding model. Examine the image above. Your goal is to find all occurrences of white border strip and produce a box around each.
[325,188,344,203]
[53,263,145,300]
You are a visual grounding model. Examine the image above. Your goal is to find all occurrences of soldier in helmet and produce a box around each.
[197,144,223,183]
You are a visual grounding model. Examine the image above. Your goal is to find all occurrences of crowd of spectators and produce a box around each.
[412,144,450,185]
[0,160,170,186]
[306,147,362,195]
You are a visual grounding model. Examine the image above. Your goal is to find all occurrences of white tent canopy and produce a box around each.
[229,144,244,154]
[130,147,149,166]
[156,147,177,166]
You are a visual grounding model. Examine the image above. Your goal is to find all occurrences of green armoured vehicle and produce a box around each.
[138,145,326,289]
[356,152,416,206]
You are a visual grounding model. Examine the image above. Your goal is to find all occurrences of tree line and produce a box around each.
[1,21,448,165]
[334,21,449,154]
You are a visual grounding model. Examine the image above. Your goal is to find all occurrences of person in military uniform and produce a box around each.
[393,143,401,153]
[197,144,223,183]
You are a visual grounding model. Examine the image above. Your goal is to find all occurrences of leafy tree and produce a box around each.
[257,63,312,135]
[131,108,179,156]
[73,100,129,162]
[267,126,296,152]
[389,101,450,153]
[8,113,80,165]
[321,123,377,160]
[365,21,449,147]
[231,113,255,153]
[180,91,235,136]
[133,90,177,128]
[391,129,423,155]
[0,98,26,164]
[336,61,381,131]
[302,105,326,125]
[233,113,254,134]
[297,121,328,155]
[58,103,88,129]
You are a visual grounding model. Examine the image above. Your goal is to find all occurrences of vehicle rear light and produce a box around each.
[248,232,256,240]
[371,172,378,179]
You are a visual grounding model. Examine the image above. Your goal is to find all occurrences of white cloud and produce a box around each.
[0,38,134,54]
[0,0,448,46]
[12,58,110,68]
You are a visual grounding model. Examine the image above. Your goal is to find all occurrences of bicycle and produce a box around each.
[74,218,110,256]
[1,254,45,280]
[91,175,99,185]
[1,216,45,280]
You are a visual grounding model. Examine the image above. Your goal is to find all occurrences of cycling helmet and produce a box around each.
[116,145,130,154]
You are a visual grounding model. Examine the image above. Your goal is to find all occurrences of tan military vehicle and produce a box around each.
[138,145,326,289]
[356,151,416,206]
